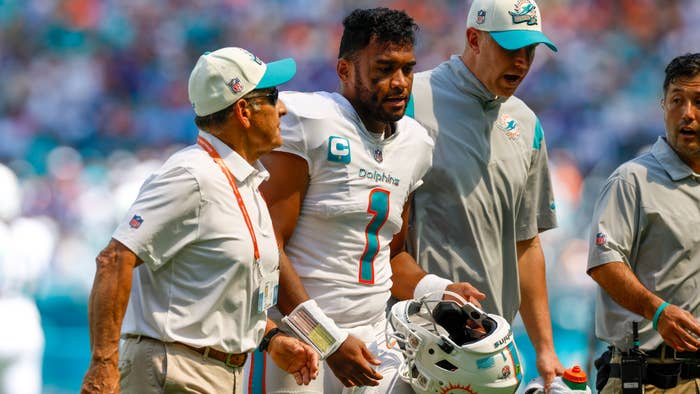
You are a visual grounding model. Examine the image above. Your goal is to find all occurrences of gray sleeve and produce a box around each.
[113,166,201,271]
[515,120,557,241]
[586,174,639,271]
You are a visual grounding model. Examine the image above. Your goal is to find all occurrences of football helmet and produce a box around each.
[387,292,523,394]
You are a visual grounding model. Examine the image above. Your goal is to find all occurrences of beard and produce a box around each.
[353,71,404,123]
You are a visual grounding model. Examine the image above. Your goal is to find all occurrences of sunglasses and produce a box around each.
[244,87,279,106]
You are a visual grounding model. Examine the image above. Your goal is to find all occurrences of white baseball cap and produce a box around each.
[188,47,296,116]
[467,0,557,52]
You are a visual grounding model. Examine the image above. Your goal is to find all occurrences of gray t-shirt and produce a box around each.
[408,55,557,322]
[587,137,700,350]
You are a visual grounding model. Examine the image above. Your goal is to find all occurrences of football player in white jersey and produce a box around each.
[244,7,485,394]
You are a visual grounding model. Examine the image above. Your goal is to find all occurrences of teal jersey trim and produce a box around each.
[405,93,415,118]
[533,118,543,150]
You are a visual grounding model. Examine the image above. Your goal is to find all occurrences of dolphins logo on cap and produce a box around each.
[509,0,538,25]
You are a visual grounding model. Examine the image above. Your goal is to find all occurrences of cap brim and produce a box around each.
[489,30,558,52]
[257,58,297,89]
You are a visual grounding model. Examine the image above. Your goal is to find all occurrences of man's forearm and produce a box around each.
[519,277,556,354]
[517,236,555,354]
[389,196,431,300]
[588,261,664,321]
[88,239,139,362]
[389,251,426,300]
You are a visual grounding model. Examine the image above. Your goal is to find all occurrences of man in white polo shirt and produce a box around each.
[80,47,318,394]
[407,0,564,390]
[588,53,700,393]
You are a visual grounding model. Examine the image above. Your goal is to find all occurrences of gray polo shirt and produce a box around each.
[408,55,557,322]
[587,137,700,350]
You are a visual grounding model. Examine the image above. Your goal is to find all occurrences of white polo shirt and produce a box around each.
[114,131,279,354]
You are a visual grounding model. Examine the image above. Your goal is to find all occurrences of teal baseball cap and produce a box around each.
[467,0,557,52]
[188,47,296,116]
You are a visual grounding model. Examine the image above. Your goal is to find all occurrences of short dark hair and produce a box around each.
[338,8,418,60]
[663,53,700,94]
[194,103,234,130]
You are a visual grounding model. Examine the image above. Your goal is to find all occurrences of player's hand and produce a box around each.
[535,349,564,394]
[268,334,320,385]
[81,358,119,394]
[327,335,382,387]
[445,282,486,308]
[656,303,700,352]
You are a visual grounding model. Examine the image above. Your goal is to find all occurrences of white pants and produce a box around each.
[243,317,411,393]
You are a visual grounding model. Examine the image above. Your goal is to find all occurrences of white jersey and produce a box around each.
[277,91,433,328]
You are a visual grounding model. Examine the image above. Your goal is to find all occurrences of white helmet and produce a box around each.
[387,292,523,394]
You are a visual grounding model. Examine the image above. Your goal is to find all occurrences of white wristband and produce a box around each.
[414,274,452,300]
[282,299,348,360]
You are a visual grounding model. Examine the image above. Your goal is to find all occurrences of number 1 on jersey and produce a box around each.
[359,188,390,284]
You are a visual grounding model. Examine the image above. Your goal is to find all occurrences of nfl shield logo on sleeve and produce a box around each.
[595,232,606,246]
[129,215,144,229]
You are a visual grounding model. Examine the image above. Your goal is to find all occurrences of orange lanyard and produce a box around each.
[197,136,261,262]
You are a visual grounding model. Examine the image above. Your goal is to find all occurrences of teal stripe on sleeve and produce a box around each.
[405,93,415,118]
[533,118,543,150]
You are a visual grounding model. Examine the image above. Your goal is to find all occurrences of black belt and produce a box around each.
[125,334,247,368]
[645,344,700,361]
[610,361,700,389]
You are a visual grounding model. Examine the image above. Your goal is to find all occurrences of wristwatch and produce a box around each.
[258,327,284,352]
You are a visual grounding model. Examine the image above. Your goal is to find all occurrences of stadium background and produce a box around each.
[0,0,698,392]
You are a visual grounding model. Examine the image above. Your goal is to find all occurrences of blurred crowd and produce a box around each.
[1,0,698,391]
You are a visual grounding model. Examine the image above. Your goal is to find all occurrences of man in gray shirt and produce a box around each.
[408,0,563,390]
[588,53,700,393]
